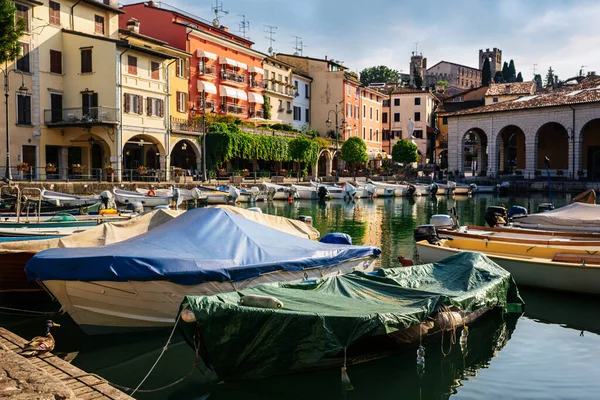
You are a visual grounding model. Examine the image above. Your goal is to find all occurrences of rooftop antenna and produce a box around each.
[238,14,249,39]
[292,35,302,56]
[412,42,419,56]
[264,25,277,55]
[211,0,229,28]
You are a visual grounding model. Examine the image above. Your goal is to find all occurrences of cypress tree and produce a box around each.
[493,71,504,83]
[545,67,555,87]
[481,58,491,86]
[502,62,510,82]
[516,72,523,82]
[508,60,517,83]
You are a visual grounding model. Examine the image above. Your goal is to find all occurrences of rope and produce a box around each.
[0,305,60,316]
[439,305,458,357]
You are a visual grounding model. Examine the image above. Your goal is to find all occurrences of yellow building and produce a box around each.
[262,56,295,125]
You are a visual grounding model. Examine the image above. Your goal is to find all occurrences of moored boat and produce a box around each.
[177,252,523,381]
[41,189,101,208]
[113,187,171,207]
[511,203,600,233]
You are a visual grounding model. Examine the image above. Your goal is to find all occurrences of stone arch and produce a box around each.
[496,125,526,174]
[461,128,488,176]
[317,149,332,177]
[170,138,201,170]
[535,122,568,171]
[331,150,341,174]
[122,134,166,171]
[581,118,600,180]
[66,129,113,179]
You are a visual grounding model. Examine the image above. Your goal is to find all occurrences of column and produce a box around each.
[59,147,68,180]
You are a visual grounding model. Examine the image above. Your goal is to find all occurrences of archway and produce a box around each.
[123,135,165,173]
[536,122,568,172]
[497,125,526,174]
[317,149,332,177]
[171,139,199,170]
[462,128,488,176]
[581,119,600,180]
[332,152,341,175]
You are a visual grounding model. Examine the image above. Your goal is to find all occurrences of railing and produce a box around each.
[221,71,246,84]
[249,78,263,88]
[44,106,118,126]
[249,109,263,118]
[198,65,216,76]
[170,117,203,133]
[223,103,246,115]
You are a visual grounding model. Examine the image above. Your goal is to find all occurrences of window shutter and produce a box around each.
[159,100,164,117]
[184,59,189,78]
[124,93,130,113]
[176,92,181,112]
[147,97,152,116]
[138,95,144,115]
[176,59,181,76]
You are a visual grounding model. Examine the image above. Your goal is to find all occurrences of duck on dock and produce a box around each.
[19,320,60,357]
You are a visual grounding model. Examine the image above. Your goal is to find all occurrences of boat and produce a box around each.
[511,203,600,233]
[368,181,411,196]
[0,213,132,238]
[416,235,600,294]
[289,184,318,200]
[197,186,229,204]
[40,189,101,208]
[262,181,293,201]
[310,181,358,200]
[135,187,205,202]
[25,207,381,334]
[470,184,498,194]
[356,182,377,198]
[113,187,171,207]
[176,251,523,381]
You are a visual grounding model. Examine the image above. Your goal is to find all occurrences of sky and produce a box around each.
[126,0,600,80]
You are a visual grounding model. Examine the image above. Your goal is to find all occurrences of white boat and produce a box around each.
[262,181,293,201]
[470,184,497,194]
[356,183,377,199]
[113,188,171,207]
[511,203,600,233]
[290,184,317,200]
[27,208,381,333]
[369,181,410,197]
[41,189,101,207]
[135,187,205,202]
[310,181,358,200]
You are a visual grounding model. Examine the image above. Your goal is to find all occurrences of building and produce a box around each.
[409,53,427,87]
[445,76,600,179]
[360,86,385,162]
[484,81,536,105]
[262,56,295,125]
[479,48,502,79]
[425,61,482,90]
[291,72,312,130]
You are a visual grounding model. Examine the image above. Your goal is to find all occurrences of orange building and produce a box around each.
[120,2,265,122]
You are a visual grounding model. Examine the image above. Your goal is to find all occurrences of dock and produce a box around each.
[0,327,133,400]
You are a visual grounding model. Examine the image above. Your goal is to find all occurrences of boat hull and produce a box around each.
[114,189,171,207]
[43,257,377,334]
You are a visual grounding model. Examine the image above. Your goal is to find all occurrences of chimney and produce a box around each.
[147,1,158,7]
[220,25,228,32]
[325,55,328,61]
[126,17,140,33]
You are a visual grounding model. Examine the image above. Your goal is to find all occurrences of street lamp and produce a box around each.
[1,62,28,180]
[191,91,215,182]
[326,103,344,179]
[565,127,575,180]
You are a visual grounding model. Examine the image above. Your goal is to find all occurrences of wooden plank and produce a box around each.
[73,386,96,396]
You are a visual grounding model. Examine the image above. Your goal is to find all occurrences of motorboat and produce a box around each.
[0,213,132,238]
[310,181,358,201]
[26,208,381,334]
[135,187,205,202]
[511,203,600,233]
[113,187,171,207]
[40,189,101,208]
[262,181,293,201]
[289,184,317,200]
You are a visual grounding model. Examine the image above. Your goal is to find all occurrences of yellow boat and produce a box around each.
[416,236,600,295]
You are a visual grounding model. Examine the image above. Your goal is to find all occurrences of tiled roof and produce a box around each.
[446,77,600,117]
[390,87,427,95]
[485,82,535,96]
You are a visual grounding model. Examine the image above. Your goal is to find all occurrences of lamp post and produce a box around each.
[566,127,575,180]
[1,62,28,180]
[326,103,344,179]
[190,91,215,182]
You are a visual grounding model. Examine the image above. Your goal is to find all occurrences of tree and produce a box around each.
[289,136,319,179]
[493,71,504,83]
[507,60,517,83]
[263,94,271,120]
[413,66,423,90]
[481,57,491,86]
[340,137,369,179]
[545,67,555,87]
[359,65,401,85]
[516,72,523,82]
[392,139,418,164]
[502,61,510,82]
[436,80,449,90]
[534,74,543,89]
[0,0,26,64]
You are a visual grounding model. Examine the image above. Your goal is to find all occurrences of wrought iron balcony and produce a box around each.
[249,108,263,118]
[249,78,263,88]
[221,71,246,84]
[198,65,217,77]
[223,102,246,115]
[44,106,117,127]
[170,117,202,133]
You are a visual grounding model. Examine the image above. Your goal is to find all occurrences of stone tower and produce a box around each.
[409,53,427,87]
[479,48,502,77]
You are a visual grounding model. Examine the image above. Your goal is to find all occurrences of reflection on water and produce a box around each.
[3,192,600,399]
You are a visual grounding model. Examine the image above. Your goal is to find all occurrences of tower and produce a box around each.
[479,48,502,77]
[409,54,427,87]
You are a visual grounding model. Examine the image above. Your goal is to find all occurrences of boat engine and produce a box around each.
[414,224,443,244]
[407,184,417,197]
[266,186,277,202]
[227,186,240,204]
[446,181,456,196]
[363,184,377,199]
[484,206,508,227]
[468,183,477,196]
[297,215,313,226]
[248,187,260,203]
[508,205,528,219]
[99,190,116,210]
[537,203,555,213]
[286,186,299,200]
[430,214,459,230]
[317,186,330,201]
[429,183,439,197]
[126,201,144,213]
[343,183,357,202]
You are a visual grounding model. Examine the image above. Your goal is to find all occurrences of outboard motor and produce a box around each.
[172,187,183,208]
[320,232,352,245]
[286,186,299,200]
[407,184,417,197]
[249,186,260,203]
[266,186,277,202]
[468,183,477,196]
[343,183,357,202]
[363,183,377,199]
[429,183,439,197]
[537,203,555,213]
[126,201,144,213]
[446,181,456,196]
[485,206,508,227]
[430,214,459,231]
[227,185,240,204]
[317,185,330,201]
[297,215,313,226]
[414,224,442,244]
[508,205,528,220]
[99,190,116,210]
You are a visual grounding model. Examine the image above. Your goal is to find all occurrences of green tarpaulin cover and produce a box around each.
[180,252,523,380]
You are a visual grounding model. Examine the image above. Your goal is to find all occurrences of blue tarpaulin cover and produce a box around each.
[25,208,381,285]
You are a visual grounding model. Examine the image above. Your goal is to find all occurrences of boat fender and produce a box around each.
[180,309,196,323]
[146,189,156,197]
[437,311,463,329]
[239,294,284,309]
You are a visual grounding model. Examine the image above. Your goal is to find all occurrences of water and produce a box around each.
[3,192,600,399]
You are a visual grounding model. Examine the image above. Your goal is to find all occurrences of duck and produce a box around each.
[19,320,60,357]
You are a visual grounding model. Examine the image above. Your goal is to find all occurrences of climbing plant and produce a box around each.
[263,94,272,120]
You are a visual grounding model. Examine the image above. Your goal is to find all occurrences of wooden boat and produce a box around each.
[113,187,171,207]
[416,236,600,294]
[512,203,600,233]
[177,252,523,381]
[26,208,381,334]
[40,189,101,208]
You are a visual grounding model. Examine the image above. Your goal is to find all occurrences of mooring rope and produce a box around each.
[439,305,458,357]
[0,305,60,316]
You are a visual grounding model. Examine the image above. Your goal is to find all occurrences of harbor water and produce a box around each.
[2,192,600,399]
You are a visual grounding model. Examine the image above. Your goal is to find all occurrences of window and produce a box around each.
[362,127,366,139]
[151,61,160,80]
[16,43,29,73]
[394,98,400,106]
[375,129,379,141]
[17,94,31,125]
[305,108,310,123]
[354,105,359,119]
[347,84,351,97]
[369,93,373,100]
[304,83,309,98]
[176,91,186,112]
[394,113,400,122]
[49,1,60,25]
[124,93,144,114]
[82,92,98,117]
[278,99,283,111]
[355,87,359,99]
[354,129,358,137]
[128,56,137,75]
[15,4,29,32]
[50,50,62,74]
[286,101,291,112]
[382,112,388,124]
[363,104,366,119]
[376,109,379,122]
[442,116,448,125]
[147,98,164,117]
[81,48,92,73]
[414,112,421,121]
[175,59,184,77]
[414,97,421,105]
[493,97,499,103]
[369,107,373,120]
[347,104,352,118]
[369,128,373,141]
[293,106,301,121]
[413,129,423,139]
[382,99,390,107]
[94,15,105,35]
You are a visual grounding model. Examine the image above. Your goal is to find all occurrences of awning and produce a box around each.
[247,92,264,104]
[219,85,239,98]
[197,49,217,60]
[249,66,264,75]
[369,152,383,160]
[219,56,247,69]
[197,80,217,94]
[237,62,248,70]
[236,89,248,101]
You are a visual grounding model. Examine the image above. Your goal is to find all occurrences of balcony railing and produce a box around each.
[222,103,246,115]
[170,117,202,133]
[249,78,263,88]
[221,71,246,84]
[249,109,263,118]
[198,65,217,77]
[44,106,117,126]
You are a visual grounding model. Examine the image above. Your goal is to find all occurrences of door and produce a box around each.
[50,94,62,123]
[91,143,103,179]
[22,145,36,177]
[82,93,98,120]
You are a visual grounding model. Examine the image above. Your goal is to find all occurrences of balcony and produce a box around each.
[222,102,246,115]
[44,106,117,127]
[221,71,246,86]
[249,78,263,90]
[249,109,263,119]
[170,117,202,133]
[198,65,217,78]
[265,80,296,97]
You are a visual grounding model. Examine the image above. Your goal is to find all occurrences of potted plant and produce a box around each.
[72,163,84,174]
[174,167,185,176]
[279,168,288,175]
[217,168,227,177]
[137,165,148,175]
[104,164,114,174]
[16,162,29,172]
[45,163,57,173]
[241,168,249,177]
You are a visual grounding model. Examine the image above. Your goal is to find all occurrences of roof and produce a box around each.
[119,29,168,46]
[446,77,600,117]
[485,82,536,96]
[276,53,348,70]
[291,70,313,81]
[445,85,487,101]
[427,60,481,73]
[82,0,124,14]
